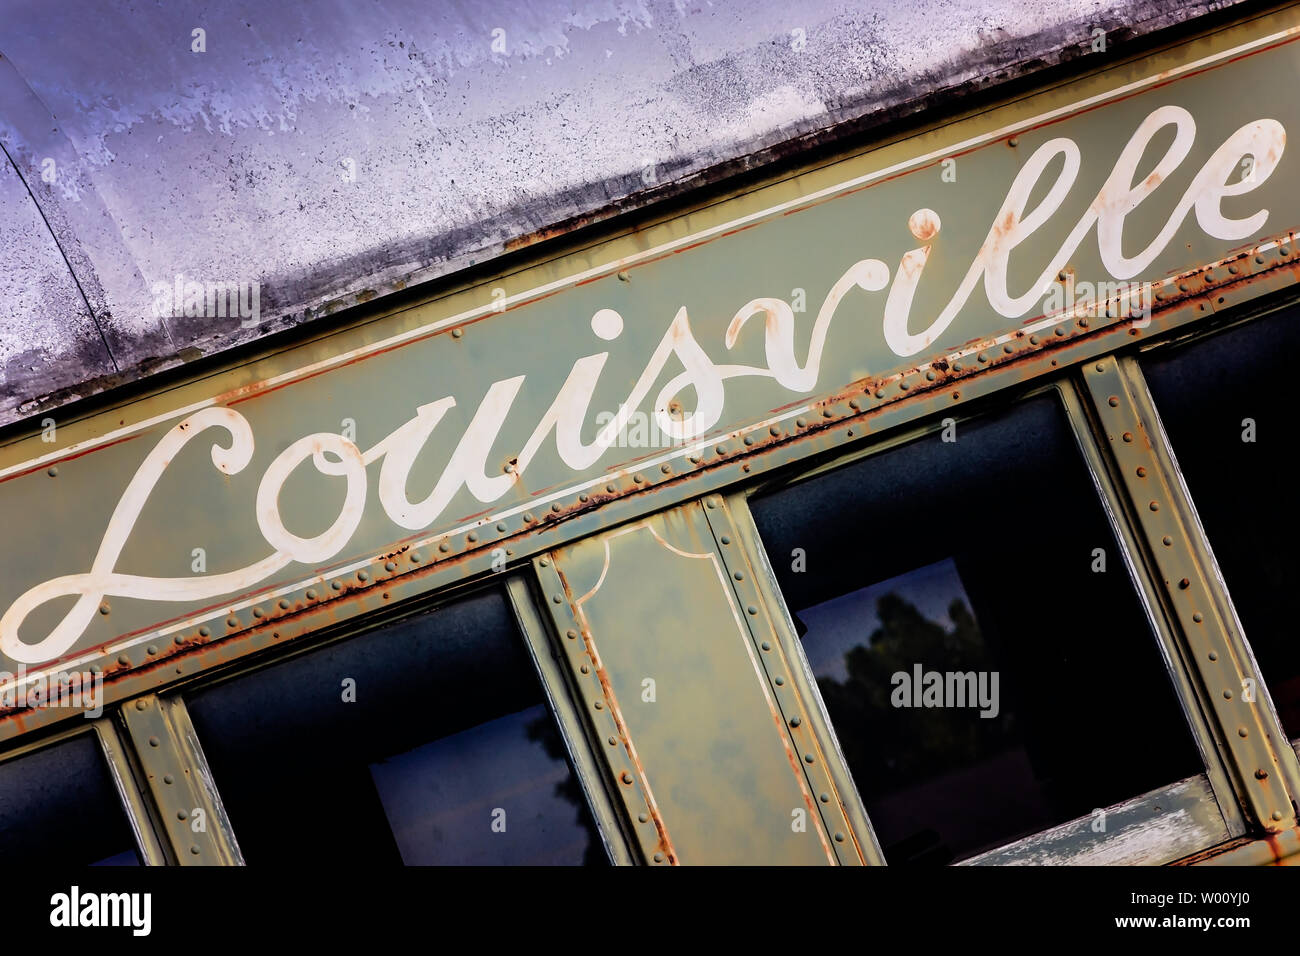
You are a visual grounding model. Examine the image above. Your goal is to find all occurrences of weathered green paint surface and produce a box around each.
[2,15,1298,701]
[550,501,833,864]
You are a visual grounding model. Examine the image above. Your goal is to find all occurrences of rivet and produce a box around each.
[252,606,264,618]
[118,654,130,666]
[834,833,846,843]
[1148,501,1159,512]
[99,603,110,615]
[1229,264,1240,274]
[743,436,754,446]
[977,352,988,363]
[732,571,744,581]
[439,542,450,553]
[539,558,550,567]
[1003,344,1013,354]
[720,535,731,545]
[146,645,157,655]
[803,754,815,764]
[1108,396,1119,407]
[849,399,860,410]
[617,270,630,282]
[594,701,603,710]
[1054,327,1065,337]
[199,626,210,637]
[579,494,590,503]
[760,641,771,651]
[566,629,577,640]
[653,852,665,863]
[1193,612,1204,623]
[175,635,186,645]
[134,699,147,711]
[634,472,646,482]
[1029,335,1040,346]
[819,793,830,804]
[1256,255,1265,265]
[790,716,801,727]
[1208,650,1217,661]
[706,498,717,509]
[1223,690,1233,700]
[747,606,758,615]
[580,664,589,674]
[451,328,463,338]
[410,553,421,564]
[279,598,292,609]
[552,594,563,604]
[357,571,369,582]
[190,846,200,856]
[163,775,173,785]
[661,464,671,474]
[1122,432,1133,443]
[148,736,160,748]
[621,772,633,785]
[227,616,239,626]
[925,371,935,382]
[1255,769,1268,780]
[1008,136,1019,147]
[1161,535,1172,546]
[305,589,317,600]
[771,425,782,436]
[467,532,478,542]
[1095,362,1106,372]
[1078,317,1089,328]
[608,736,618,746]
[47,466,58,477]
[496,523,506,533]
[606,483,617,493]
[899,380,910,391]
[714,446,726,457]
[331,580,342,590]
[1177,577,1189,589]
[1238,727,1249,738]
[1136,467,1147,477]
[1178,282,1189,293]
[638,813,649,823]
[177,810,189,821]
[774,676,785,686]
[1273,810,1285,821]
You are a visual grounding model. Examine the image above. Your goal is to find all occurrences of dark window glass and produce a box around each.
[750,393,1201,864]
[1141,310,1300,737]
[186,588,604,865]
[0,734,140,865]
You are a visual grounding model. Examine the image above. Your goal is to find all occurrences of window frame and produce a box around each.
[731,377,1245,864]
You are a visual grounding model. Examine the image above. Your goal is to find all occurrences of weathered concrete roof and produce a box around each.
[0,0,1238,426]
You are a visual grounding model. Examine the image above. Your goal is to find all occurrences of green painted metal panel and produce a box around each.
[548,501,834,864]
[2,11,1299,719]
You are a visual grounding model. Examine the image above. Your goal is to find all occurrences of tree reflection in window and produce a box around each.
[751,393,1203,864]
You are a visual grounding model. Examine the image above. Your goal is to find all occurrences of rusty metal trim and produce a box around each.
[528,554,673,865]
[4,241,1299,749]
[1058,379,1245,837]
[1080,355,1298,832]
[93,717,168,866]
[505,574,634,866]
[701,492,874,865]
[116,693,244,865]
